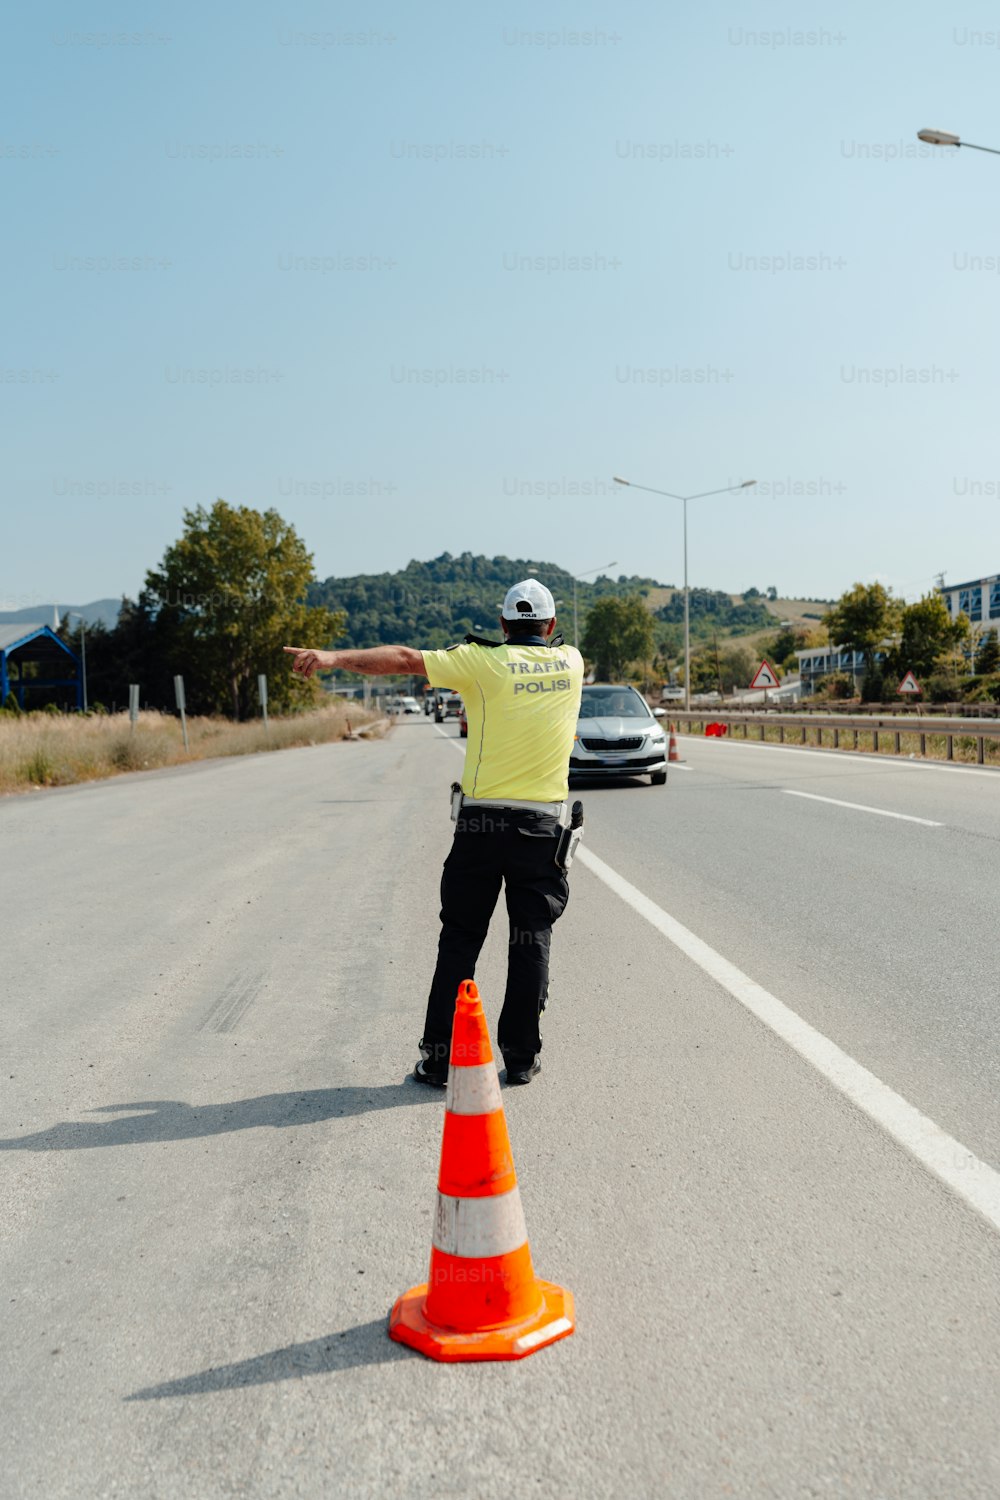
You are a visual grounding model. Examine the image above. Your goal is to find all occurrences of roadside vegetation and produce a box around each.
[0,702,380,795]
[637,580,998,709]
[48,500,343,721]
[19,501,995,740]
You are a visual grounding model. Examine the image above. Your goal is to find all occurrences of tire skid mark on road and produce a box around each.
[198,971,263,1033]
[576,843,1000,1238]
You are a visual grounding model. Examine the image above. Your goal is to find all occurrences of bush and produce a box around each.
[2,692,20,714]
[22,750,55,785]
[962,674,1000,704]
[924,672,961,705]
[816,672,855,700]
[109,736,145,771]
[860,669,884,703]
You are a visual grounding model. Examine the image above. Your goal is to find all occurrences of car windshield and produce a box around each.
[579,688,649,719]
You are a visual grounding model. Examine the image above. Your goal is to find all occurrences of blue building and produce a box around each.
[795,644,869,695]
[0,624,82,710]
[938,575,1000,637]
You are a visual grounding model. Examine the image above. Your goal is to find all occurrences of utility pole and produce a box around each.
[65,611,88,711]
[614,477,756,711]
[572,561,617,649]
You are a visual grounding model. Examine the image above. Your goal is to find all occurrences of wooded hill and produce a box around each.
[307,553,660,649]
[306,552,823,651]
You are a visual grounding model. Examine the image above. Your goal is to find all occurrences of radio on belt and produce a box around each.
[555,800,584,871]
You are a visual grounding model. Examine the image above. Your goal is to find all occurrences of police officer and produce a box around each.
[284,578,584,1087]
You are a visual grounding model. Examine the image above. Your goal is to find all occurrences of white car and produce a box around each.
[569,684,668,786]
[434,692,462,723]
[399,696,421,714]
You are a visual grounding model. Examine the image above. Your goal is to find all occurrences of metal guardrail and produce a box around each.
[667,710,1000,766]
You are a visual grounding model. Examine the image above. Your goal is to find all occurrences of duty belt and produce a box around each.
[461,794,569,824]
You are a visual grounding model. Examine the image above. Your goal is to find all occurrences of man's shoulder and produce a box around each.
[461,633,504,649]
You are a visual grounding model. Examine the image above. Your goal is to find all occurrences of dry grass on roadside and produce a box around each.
[0,703,384,795]
[674,720,1000,768]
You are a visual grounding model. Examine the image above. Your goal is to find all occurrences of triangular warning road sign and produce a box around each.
[749,659,779,690]
[898,671,921,694]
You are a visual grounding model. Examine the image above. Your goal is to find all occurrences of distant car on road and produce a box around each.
[459,704,468,738]
[434,691,463,723]
[569,683,668,786]
[661,685,684,703]
[399,695,421,714]
[386,695,420,715]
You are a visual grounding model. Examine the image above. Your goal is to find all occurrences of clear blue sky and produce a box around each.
[3,0,999,612]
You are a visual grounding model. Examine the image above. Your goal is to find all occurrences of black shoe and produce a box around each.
[504,1057,541,1086]
[412,1059,447,1088]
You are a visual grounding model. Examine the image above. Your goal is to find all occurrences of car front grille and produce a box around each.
[580,736,644,751]
[570,753,664,770]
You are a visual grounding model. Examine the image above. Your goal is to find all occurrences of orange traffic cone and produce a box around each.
[668,724,682,763]
[389,980,575,1362]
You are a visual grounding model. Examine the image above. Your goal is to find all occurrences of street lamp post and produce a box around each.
[613,476,756,711]
[66,611,88,712]
[571,561,617,649]
[917,127,1000,156]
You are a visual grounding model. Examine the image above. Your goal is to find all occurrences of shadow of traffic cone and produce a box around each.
[668,724,682,763]
[389,980,575,1362]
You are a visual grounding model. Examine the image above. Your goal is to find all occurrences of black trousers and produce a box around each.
[421,809,570,1070]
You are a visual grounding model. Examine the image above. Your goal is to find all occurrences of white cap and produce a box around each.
[500,577,556,621]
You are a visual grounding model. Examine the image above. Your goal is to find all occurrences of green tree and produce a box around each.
[655,587,772,635]
[976,629,1000,675]
[581,595,655,680]
[688,647,719,694]
[719,643,754,692]
[765,625,803,669]
[884,593,968,681]
[144,501,344,719]
[824,582,903,676]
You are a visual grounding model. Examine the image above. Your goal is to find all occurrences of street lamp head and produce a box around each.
[739,479,756,488]
[612,476,629,486]
[918,128,960,147]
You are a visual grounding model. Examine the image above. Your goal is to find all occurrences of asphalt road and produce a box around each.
[2,721,999,1499]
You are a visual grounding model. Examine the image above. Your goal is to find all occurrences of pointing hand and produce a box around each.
[283,646,338,678]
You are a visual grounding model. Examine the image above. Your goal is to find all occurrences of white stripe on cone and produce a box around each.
[432,1185,528,1259]
[446,1061,502,1117]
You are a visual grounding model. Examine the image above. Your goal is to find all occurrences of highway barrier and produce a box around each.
[671,711,1000,767]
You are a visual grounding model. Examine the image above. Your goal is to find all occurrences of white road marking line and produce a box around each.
[683,734,1000,780]
[437,732,1000,1232]
[576,844,1000,1237]
[782,789,942,826]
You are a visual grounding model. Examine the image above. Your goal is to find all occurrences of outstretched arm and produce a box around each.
[283,644,427,679]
